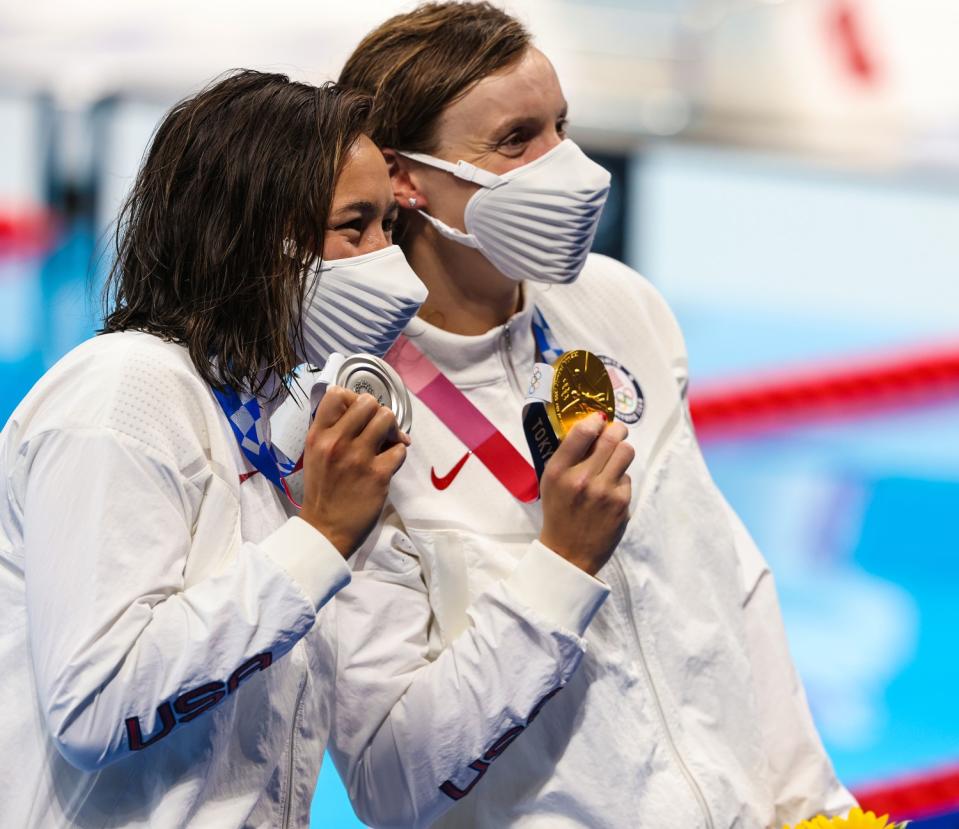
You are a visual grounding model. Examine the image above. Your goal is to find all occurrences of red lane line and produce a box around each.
[853,763,959,821]
[0,208,59,261]
[690,343,959,439]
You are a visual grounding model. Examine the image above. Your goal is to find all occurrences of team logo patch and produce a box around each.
[598,355,644,424]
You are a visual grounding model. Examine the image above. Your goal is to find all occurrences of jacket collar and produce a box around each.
[401,284,540,389]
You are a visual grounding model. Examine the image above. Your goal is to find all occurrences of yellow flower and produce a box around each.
[783,807,909,829]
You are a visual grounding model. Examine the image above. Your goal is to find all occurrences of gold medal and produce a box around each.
[548,349,615,439]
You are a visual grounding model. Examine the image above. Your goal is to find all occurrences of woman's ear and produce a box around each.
[383,148,429,212]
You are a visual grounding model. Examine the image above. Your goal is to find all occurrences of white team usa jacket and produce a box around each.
[0,331,352,827]
[320,255,857,828]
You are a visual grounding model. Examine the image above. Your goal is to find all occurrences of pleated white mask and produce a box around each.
[299,244,427,367]
[399,139,610,284]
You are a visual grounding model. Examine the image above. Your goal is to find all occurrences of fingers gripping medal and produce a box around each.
[314,353,412,434]
[522,349,615,485]
[272,353,412,506]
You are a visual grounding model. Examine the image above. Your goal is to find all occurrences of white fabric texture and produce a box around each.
[316,254,856,828]
[0,331,351,828]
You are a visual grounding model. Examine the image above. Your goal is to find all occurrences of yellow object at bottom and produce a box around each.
[783,806,908,829]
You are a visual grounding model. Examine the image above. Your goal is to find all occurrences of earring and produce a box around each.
[408,197,417,208]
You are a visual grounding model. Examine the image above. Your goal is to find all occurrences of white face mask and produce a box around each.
[398,139,611,284]
[299,244,427,367]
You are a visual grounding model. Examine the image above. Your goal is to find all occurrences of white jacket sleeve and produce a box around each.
[22,427,350,772]
[728,507,858,823]
[329,514,609,829]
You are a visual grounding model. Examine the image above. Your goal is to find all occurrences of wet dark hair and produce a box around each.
[101,69,371,397]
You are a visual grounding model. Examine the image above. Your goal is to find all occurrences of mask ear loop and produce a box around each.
[397,151,506,189]
[393,151,496,249]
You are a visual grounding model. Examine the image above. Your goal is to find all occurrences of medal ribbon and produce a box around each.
[531,307,564,364]
[385,335,541,503]
[384,309,565,503]
[211,384,302,499]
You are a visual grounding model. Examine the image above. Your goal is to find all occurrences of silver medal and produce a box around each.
[333,354,413,434]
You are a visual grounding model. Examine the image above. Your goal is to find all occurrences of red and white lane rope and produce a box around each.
[690,342,959,439]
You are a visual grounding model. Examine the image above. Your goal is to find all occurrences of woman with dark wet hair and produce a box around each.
[0,69,425,827]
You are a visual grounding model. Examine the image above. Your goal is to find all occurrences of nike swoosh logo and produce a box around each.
[431,451,472,490]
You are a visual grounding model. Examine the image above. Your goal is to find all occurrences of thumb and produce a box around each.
[547,412,605,471]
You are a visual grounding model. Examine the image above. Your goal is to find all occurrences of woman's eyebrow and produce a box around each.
[488,104,570,138]
[488,114,539,138]
[331,200,377,218]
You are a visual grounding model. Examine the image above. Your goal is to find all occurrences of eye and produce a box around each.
[334,218,362,233]
[498,129,532,153]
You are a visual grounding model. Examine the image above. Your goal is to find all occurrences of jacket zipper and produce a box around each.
[504,311,711,822]
[281,669,309,829]
[611,556,716,829]
[500,321,525,397]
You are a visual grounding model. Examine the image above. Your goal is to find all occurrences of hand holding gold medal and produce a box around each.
[523,348,616,477]
[523,348,634,576]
